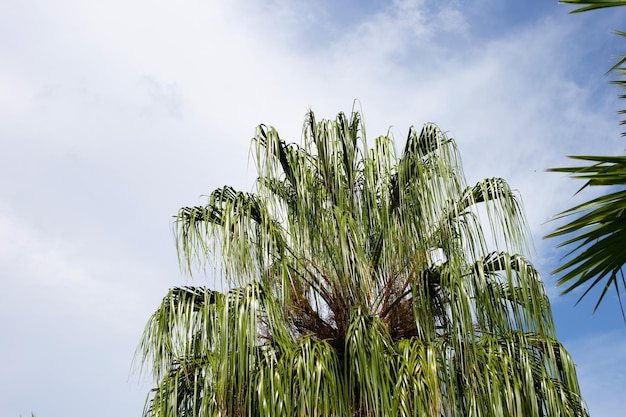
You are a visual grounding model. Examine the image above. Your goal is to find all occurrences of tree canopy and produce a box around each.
[137,109,587,416]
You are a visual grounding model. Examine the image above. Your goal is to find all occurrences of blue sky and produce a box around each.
[1,0,625,416]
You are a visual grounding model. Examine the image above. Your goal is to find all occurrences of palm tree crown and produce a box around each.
[137,109,587,416]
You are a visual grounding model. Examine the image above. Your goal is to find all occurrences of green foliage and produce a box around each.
[137,109,587,416]
[547,156,626,316]
[547,1,626,314]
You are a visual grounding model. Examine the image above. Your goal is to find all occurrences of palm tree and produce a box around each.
[136,109,587,416]
[546,1,626,315]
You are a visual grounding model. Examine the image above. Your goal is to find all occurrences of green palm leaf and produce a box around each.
[547,156,626,316]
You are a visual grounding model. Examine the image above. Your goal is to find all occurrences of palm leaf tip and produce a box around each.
[560,0,626,13]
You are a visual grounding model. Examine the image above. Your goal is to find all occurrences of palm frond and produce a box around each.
[548,1,626,314]
[547,156,626,317]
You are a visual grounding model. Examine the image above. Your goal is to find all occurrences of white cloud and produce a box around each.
[0,205,158,415]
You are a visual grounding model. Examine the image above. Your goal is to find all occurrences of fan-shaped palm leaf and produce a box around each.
[547,1,626,314]
[547,156,626,316]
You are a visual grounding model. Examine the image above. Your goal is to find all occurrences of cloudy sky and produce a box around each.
[1,0,625,416]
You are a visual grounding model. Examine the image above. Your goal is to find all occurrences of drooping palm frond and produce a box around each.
[137,109,587,416]
[547,156,626,316]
